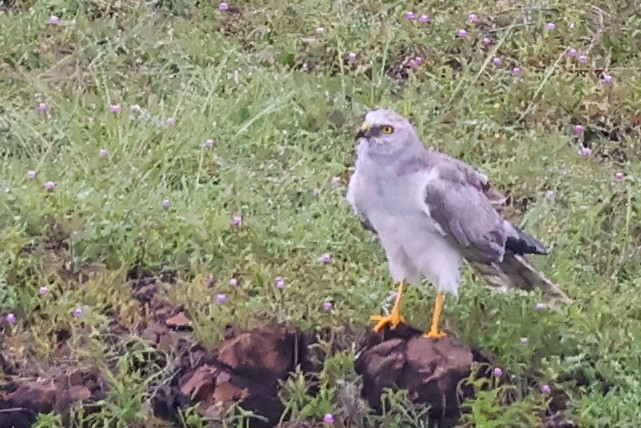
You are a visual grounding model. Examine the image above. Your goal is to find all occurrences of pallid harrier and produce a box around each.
[345,108,571,339]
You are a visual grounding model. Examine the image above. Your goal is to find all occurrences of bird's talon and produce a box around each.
[369,313,404,333]
[424,330,447,340]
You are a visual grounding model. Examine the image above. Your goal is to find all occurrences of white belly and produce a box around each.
[348,168,463,295]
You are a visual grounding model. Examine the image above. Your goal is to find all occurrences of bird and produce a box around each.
[345,108,572,339]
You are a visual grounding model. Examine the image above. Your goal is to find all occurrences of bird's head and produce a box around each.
[355,108,422,159]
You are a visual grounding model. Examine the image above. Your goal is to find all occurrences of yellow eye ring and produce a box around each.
[382,126,394,134]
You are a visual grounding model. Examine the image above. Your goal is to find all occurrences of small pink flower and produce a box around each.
[580,146,592,156]
[130,104,143,113]
[320,253,333,264]
[231,215,243,226]
[457,29,468,38]
[467,13,478,23]
[573,124,585,134]
[492,57,502,66]
[330,176,342,186]
[482,37,494,46]
[347,52,357,62]
[37,102,48,112]
[408,59,418,69]
[218,2,229,11]
[275,276,286,289]
[5,313,16,324]
[206,274,215,285]
[315,27,325,35]
[229,278,238,287]
[602,74,613,85]
[566,48,577,57]
[414,56,423,65]
[578,55,588,64]
[216,293,228,304]
[39,286,49,295]
[26,170,37,180]
[418,15,430,24]
[322,301,333,312]
[614,172,625,181]
[166,117,176,126]
[73,307,83,318]
[48,15,60,25]
[204,139,215,148]
[540,384,551,394]
[98,149,108,158]
[161,199,171,209]
[512,66,522,76]
[546,22,556,30]
[520,337,529,345]
[43,181,56,191]
[544,190,556,200]
[109,104,121,113]
[535,303,547,311]
[405,11,416,20]
[492,367,503,377]
[323,413,335,424]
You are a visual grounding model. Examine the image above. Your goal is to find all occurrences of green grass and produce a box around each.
[2,0,641,426]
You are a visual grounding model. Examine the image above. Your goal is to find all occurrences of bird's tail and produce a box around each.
[468,253,573,304]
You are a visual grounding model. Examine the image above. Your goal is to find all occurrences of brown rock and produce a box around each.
[216,324,295,384]
[355,323,485,424]
[165,312,192,329]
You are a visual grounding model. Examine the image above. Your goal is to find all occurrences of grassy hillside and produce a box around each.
[1,0,640,426]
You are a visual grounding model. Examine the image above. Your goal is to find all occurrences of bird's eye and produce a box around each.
[382,126,394,134]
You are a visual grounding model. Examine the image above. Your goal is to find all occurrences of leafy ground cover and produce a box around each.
[1,0,641,426]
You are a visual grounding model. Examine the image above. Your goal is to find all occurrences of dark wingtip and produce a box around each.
[505,226,548,256]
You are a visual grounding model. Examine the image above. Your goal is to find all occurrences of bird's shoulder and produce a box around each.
[399,150,506,206]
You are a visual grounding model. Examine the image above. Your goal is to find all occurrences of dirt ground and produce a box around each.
[0,267,575,427]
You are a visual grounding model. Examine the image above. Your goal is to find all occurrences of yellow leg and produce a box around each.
[370,280,406,332]
[424,292,447,339]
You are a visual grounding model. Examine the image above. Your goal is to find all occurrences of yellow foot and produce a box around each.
[370,312,405,333]
[424,329,447,340]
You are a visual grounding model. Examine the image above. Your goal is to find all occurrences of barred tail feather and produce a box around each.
[468,254,573,304]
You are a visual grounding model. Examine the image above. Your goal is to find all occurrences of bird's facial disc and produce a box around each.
[355,120,400,155]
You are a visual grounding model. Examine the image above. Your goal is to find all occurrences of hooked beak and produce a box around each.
[355,121,371,140]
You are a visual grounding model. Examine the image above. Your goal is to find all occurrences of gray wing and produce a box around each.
[423,171,507,264]
[416,151,572,302]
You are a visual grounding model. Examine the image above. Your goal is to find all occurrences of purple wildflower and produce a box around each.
[39,286,50,295]
[166,117,176,126]
[218,2,229,11]
[347,52,357,62]
[520,337,529,345]
[492,57,502,66]
[540,384,551,394]
[99,149,108,158]
[546,22,556,30]
[37,103,48,112]
[275,276,286,289]
[323,301,333,312]
[204,139,215,148]
[457,29,468,38]
[73,308,83,318]
[544,190,556,200]
[482,37,494,46]
[315,27,325,35]
[535,303,547,312]
[512,67,522,76]
[216,294,228,304]
[161,199,171,210]
[229,278,238,287]
[109,104,121,113]
[320,253,333,264]
[492,367,503,377]
[566,48,577,58]
[323,413,335,424]
[418,15,430,24]
[26,170,37,180]
[602,74,613,85]
[573,124,585,134]
[614,172,625,181]
[43,181,56,191]
[580,146,592,156]
[48,15,60,25]
[467,13,478,23]
[231,215,243,226]
[130,104,143,113]
[405,11,416,20]
[5,313,16,324]
[578,55,588,64]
